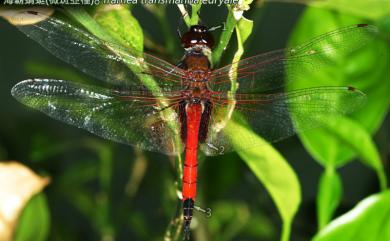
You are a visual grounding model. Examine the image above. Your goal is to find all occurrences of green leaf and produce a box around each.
[14,194,50,241]
[306,0,390,20]
[289,7,389,231]
[288,7,390,180]
[93,5,143,53]
[376,14,390,36]
[225,120,301,241]
[320,117,386,188]
[226,10,297,241]
[64,7,166,97]
[317,168,342,230]
[313,190,390,241]
[64,7,143,54]
[237,17,254,44]
[64,8,117,44]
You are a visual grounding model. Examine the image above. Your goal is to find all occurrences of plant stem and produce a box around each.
[211,6,237,66]
[281,221,291,241]
[177,4,191,27]
[190,2,202,26]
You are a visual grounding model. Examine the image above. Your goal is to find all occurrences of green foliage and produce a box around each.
[226,120,300,241]
[14,194,50,241]
[316,117,386,188]
[288,7,390,170]
[288,6,390,229]
[208,201,276,241]
[313,190,390,241]
[94,5,144,53]
[226,10,300,241]
[317,168,342,230]
[307,0,390,20]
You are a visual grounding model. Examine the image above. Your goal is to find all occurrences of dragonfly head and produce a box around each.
[181,25,214,49]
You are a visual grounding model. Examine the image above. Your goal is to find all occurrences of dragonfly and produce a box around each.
[8,9,376,239]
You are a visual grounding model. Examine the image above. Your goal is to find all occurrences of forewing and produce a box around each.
[210,24,378,93]
[11,79,183,155]
[200,87,366,155]
[14,10,186,91]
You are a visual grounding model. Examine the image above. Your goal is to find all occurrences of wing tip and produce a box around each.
[347,86,357,91]
[11,78,53,98]
[356,23,379,34]
[11,79,33,98]
[357,23,369,28]
[347,86,366,96]
[346,86,367,112]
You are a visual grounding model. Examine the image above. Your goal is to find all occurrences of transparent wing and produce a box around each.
[200,87,366,155]
[11,79,183,155]
[210,24,378,93]
[14,10,187,91]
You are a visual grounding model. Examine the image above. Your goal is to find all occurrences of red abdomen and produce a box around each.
[182,103,202,200]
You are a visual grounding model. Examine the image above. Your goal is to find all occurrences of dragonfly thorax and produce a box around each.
[188,70,211,82]
[181,50,211,82]
[182,84,210,104]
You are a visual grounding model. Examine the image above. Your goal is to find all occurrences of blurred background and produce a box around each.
[0,2,389,241]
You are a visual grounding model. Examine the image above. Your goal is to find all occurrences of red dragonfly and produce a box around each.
[9,9,376,239]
